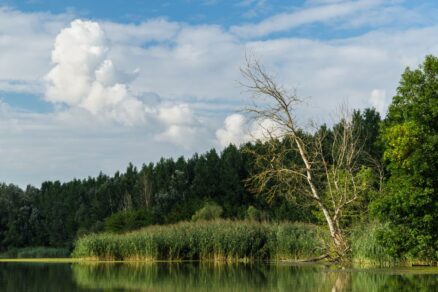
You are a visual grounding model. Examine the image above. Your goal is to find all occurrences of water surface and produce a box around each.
[0,262,437,291]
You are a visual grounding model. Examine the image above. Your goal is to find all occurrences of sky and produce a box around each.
[0,0,437,187]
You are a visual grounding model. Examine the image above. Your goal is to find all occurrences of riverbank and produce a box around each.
[2,221,435,266]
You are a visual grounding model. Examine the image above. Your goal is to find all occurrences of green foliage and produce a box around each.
[373,55,438,261]
[383,121,421,167]
[72,220,328,261]
[352,108,383,161]
[245,205,267,221]
[104,209,154,233]
[330,167,377,226]
[370,177,436,260]
[271,223,327,260]
[351,222,398,266]
[191,202,223,221]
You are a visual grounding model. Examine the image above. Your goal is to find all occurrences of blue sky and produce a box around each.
[0,0,437,187]
[2,1,300,25]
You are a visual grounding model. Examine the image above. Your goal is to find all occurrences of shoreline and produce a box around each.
[1,258,438,271]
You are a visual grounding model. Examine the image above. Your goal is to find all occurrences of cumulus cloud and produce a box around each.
[216,114,248,147]
[45,19,147,126]
[250,118,287,141]
[157,104,195,126]
[155,104,204,149]
[156,125,199,149]
[216,114,287,147]
[43,19,207,147]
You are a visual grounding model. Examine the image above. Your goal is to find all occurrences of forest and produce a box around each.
[0,55,436,264]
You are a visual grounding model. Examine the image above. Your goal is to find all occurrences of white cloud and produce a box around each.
[157,104,195,126]
[0,7,70,92]
[107,24,243,101]
[42,18,217,148]
[155,103,205,149]
[45,19,147,126]
[249,118,287,141]
[156,125,199,149]
[101,19,180,45]
[216,114,248,147]
[216,114,287,147]
[369,89,387,115]
[231,0,383,38]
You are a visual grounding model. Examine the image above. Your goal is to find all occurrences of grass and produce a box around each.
[351,222,438,267]
[72,220,328,262]
[351,222,395,266]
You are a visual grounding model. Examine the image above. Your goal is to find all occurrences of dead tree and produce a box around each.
[241,59,371,258]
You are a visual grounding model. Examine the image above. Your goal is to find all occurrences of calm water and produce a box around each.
[0,262,437,292]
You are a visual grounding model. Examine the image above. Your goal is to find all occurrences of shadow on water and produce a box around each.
[0,261,437,291]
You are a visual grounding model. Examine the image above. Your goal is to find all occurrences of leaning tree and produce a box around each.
[241,59,374,258]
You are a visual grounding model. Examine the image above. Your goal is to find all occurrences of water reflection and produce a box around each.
[0,263,79,292]
[71,262,438,292]
[0,262,437,291]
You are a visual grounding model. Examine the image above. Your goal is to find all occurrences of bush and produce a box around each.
[245,205,268,221]
[105,209,154,233]
[191,202,223,221]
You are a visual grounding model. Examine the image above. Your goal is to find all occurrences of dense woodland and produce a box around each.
[0,55,437,262]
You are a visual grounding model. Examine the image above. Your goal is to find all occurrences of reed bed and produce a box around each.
[72,220,328,261]
[351,222,405,267]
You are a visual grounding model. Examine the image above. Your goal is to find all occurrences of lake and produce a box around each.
[0,261,437,291]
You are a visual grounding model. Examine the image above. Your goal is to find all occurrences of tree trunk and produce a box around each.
[318,203,348,256]
[295,138,349,257]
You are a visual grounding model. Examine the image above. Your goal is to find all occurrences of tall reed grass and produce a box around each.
[72,220,328,261]
[351,222,398,266]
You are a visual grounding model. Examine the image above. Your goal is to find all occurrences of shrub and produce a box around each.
[245,205,268,222]
[105,209,154,233]
[191,202,223,222]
